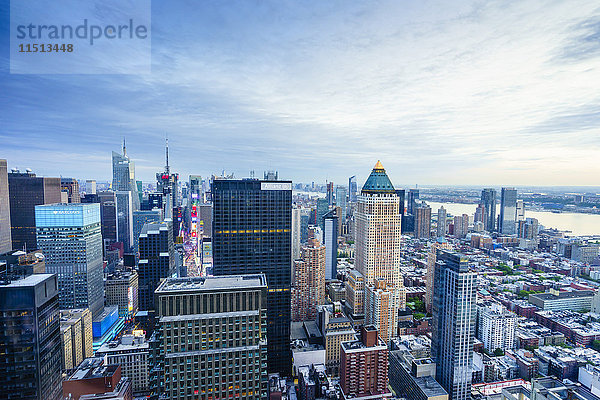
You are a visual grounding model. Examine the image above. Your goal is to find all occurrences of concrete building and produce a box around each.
[355,161,406,339]
[292,231,326,321]
[63,357,131,400]
[97,332,149,395]
[36,203,104,317]
[389,350,448,400]
[414,204,432,239]
[425,239,451,313]
[292,206,302,262]
[477,303,518,352]
[60,308,94,367]
[437,206,447,238]
[105,270,139,320]
[453,214,469,238]
[365,279,397,342]
[340,326,391,400]
[0,274,63,400]
[316,303,355,376]
[345,269,365,319]
[150,275,268,400]
[529,289,594,312]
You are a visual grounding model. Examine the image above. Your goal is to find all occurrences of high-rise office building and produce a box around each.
[151,275,268,400]
[35,203,104,317]
[212,178,292,375]
[437,206,447,237]
[323,209,338,280]
[156,139,179,218]
[432,251,476,400]
[499,188,518,235]
[112,141,140,210]
[326,182,335,206]
[292,232,326,321]
[414,204,431,239]
[348,176,358,203]
[345,269,365,319]
[407,188,420,216]
[138,221,175,311]
[8,169,61,251]
[518,217,539,242]
[477,303,517,353]
[474,204,485,225]
[105,270,139,320]
[116,191,134,252]
[61,178,81,203]
[355,161,405,339]
[340,325,391,400]
[316,197,329,229]
[0,274,63,400]
[336,186,348,221]
[0,159,11,253]
[60,308,94,369]
[396,189,406,215]
[480,188,496,232]
[132,209,162,254]
[516,199,525,221]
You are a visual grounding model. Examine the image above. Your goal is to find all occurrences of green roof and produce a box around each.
[361,161,396,194]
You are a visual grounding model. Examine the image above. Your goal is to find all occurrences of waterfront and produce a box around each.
[426,201,600,237]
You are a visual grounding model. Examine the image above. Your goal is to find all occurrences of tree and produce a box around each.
[592,340,600,352]
[494,348,505,357]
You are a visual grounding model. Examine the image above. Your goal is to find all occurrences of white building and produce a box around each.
[477,303,517,352]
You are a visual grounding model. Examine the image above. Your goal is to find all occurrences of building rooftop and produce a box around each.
[531,290,594,301]
[361,161,396,194]
[67,357,119,381]
[1,273,53,287]
[156,274,267,293]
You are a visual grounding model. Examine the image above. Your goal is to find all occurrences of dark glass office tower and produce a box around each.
[395,189,405,215]
[138,221,175,311]
[0,159,11,254]
[480,188,496,232]
[407,188,420,215]
[0,274,63,400]
[212,179,292,376]
[431,251,476,400]
[499,187,518,235]
[8,170,61,251]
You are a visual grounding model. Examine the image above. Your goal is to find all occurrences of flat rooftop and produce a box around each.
[1,273,53,287]
[531,291,594,301]
[68,357,119,381]
[156,274,267,293]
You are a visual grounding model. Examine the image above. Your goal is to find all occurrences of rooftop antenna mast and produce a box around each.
[123,137,127,156]
[165,134,170,175]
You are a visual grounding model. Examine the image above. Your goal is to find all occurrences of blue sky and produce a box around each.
[1,0,600,187]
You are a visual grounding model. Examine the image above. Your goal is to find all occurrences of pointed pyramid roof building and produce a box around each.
[361,160,396,194]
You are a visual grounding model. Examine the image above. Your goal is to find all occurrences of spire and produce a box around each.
[122,137,127,156]
[165,135,169,174]
[361,160,395,194]
[373,160,384,170]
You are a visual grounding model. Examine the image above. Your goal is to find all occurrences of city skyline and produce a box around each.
[1,1,600,185]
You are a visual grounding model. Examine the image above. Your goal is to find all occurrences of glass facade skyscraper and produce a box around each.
[499,187,518,235]
[35,203,104,317]
[112,145,140,211]
[0,274,63,400]
[431,250,476,400]
[480,188,497,232]
[212,179,292,376]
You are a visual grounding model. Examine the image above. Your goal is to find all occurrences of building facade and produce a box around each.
[477,303,518,352]
[212,178,292,375]
[499,188,518,235]
[431,251,476,400]
[292,233,326,321]
[36,203,104,317]
[414,204,432,239]
[0,274,63,400]
[151,275,268,400]
[481,189,497,232]
[0,159,11,253]
[106,270,139,320]
[323,209,338,280]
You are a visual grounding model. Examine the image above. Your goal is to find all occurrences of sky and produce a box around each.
[1,0,600,187]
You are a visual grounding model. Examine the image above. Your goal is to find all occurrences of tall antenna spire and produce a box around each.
[123,137,127,156]
[165,134,169,174]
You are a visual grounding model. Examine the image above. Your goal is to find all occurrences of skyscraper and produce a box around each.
[437,206,447,237]
[85,180,97,195]
[336,186,348,221]
[453,214,469,238]
[364,279,396,342]
[516,199,525,221]
[212,178,292,375]
[151,275,268,400]
[432,251,476,400]
[35,203,104,317]
[323,209,338,280]
[8,169,61,251]
[112,140,140,211]
[425,238,451,313]
[132,209,162,254]
[292,230,326,321]
[407,188,420,215]
[396,189,406,215]
[477,303,517,353]
[480,188,496,232]
[60,178,81,203]
[499,187,518,235]
[414,204,431,239]
[315,197,329,229]
[0,159,11,253]
[0,274,63,400]
[156,139,179,218]
[326,181,335,206]
[138,221,175,311]
[292,206,302,262]
[116,191,134,251]
[355,161,405,341]
[348,176,358,203]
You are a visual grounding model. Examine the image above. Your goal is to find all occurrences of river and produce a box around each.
[426,201,600,237]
